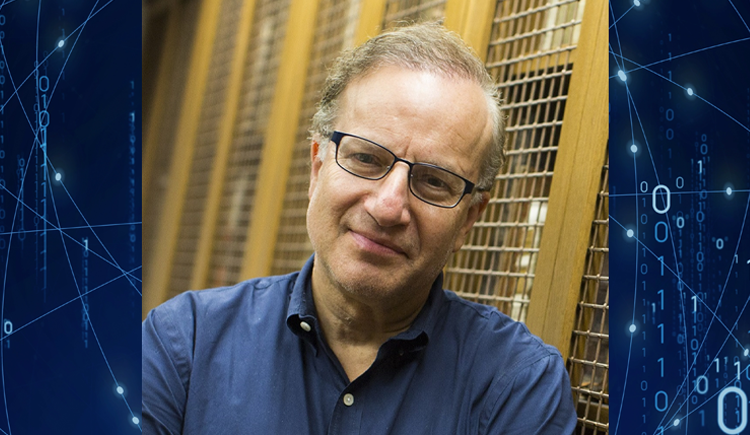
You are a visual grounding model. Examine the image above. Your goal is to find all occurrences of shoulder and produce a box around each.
[439,290,558,364]
[144,272,298,346]
[141,274,300,434]
[155,272,297,316]
[437,292,576,434]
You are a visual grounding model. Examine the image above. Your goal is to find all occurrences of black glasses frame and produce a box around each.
[330,131,476,208]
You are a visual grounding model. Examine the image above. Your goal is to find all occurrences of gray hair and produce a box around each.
[311,22,505,198]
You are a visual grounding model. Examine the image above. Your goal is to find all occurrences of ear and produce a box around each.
[453,191,489,252]
[309,140,323,199]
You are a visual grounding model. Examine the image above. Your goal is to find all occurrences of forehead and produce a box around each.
[335,65,492,177]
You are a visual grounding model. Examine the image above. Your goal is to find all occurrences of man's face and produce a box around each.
[307,65,492,306]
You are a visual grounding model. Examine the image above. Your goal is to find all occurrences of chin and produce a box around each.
[338,261,394,294]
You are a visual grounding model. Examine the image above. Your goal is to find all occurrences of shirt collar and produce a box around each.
[286,255,445,353]
[286,255,320,349]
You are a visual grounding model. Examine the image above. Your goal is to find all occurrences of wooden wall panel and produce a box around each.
[142,0,200,315]
[382,0,447,26]
[444,0,585,322]
[270,0,363,275]
[168,0,246,298]
[205,0,292,287]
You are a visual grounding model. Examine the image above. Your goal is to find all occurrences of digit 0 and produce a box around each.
[717,387,747,434]
[652,185,671,214]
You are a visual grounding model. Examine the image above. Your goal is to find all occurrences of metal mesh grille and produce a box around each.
[270,0,361,275]
[168,0,246,297]
[143,0,200,284]
[570,155,609,435]
[444,0,583,321]
[382,0,447,25]
[207,0,292,287]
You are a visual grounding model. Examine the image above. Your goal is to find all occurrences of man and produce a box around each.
[143,23,577,434]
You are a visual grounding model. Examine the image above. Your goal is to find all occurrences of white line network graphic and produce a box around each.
[609,0,750,434]
[0,0,140,433]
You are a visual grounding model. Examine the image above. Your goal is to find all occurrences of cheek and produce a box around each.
[307,167,360,227]
[419,211,467,251]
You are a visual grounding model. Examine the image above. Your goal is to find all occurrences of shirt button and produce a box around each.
[342,393,354,407]
[299,321,312,332]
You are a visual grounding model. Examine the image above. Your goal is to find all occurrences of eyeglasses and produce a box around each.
[330,131,476,208]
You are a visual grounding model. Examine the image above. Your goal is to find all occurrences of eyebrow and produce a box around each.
[419,158,463,176]
[372,136,465,176]
[343,130,471,180]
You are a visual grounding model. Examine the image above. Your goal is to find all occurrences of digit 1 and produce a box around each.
[658,256,664,276]
[736,361,741,380]
[658,358,664,377]
[658,289,664,310]
[658,324,664,344]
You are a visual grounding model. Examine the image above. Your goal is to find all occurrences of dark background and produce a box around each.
[0,0,141,433]
[610,0,750,433]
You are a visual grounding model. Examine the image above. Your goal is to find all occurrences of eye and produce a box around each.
[423,175,449,189]
[413,171,452,192]
[351,152,379,165]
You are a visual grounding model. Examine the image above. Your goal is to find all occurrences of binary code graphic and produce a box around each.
[0,0,140,433]
[610,0,750,433]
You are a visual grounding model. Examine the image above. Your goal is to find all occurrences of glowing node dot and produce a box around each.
[673,419,680,426]
[744,349,749,356]
[618,70,627,82]
[116,386,124,395]
[630,144,638,153]
[58,40,64,48]
[726,187,733,195]
[627,229,634,238]
[55,173,61,181]
[132,417,140,425]
[687,88,694,96]
[629,324,636,333]
[634,0,640,6]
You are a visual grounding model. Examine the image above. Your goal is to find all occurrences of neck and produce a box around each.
[310,262,431,381]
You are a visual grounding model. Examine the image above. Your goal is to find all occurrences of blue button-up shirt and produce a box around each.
[142,256,577,434]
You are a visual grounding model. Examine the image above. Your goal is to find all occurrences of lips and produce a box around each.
[349,230,407,257]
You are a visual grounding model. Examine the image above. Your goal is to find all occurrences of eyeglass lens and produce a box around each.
[335,135,467,207]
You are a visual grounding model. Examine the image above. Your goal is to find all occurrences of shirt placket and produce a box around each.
[327,386,363,434]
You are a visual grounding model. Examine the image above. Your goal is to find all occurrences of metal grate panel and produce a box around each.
[207,0,292,287]
[270,0,362,275]
[168,0,246,298]
[382,0,447,25]
[444,0,583,321]
[143,0,200,284]
[570,155,609,435]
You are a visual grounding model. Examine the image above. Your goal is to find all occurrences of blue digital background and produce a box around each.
[0,0,141,433]
[610,0,750,433]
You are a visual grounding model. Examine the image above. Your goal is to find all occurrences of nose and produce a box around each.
[363,163,412,227]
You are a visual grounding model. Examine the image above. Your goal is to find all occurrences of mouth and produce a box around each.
[349,230,407,257]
